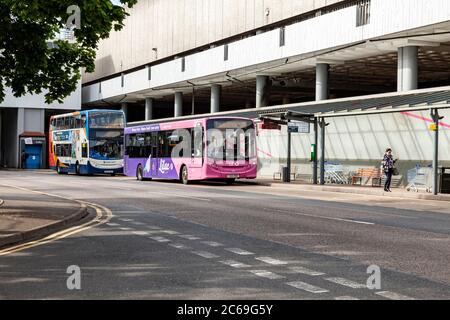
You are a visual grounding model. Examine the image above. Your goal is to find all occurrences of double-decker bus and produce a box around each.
[124,117,257,184]
[49,110,125,175]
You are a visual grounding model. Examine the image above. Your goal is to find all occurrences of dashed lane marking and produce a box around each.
[106,223,120,227]
[375,291,415,300]
[275,210,375,226]
[225,248,254,255]
[288,266,325,276]
[149,236,171,243]
[202,241,224,247]
[132,231,149,236]
[191,251,220,259]
[169,243,191,250]
[255,257,289,266]
[334,296,360,300]
[286,281,329,294]
[119,227,133,231]
[160,230,180,235]
[178,235,202,240]
[325,277,367,289]
[250,270,285,280]
[219,260,251,268]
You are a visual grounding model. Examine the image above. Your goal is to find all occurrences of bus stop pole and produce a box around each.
[431,109,440,195]
[313,118,318,184]
[287,120,292,183]
[320,118,326,185]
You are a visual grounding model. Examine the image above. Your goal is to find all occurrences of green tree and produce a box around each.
[0,0,137,103]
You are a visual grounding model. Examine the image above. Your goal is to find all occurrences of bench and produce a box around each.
[352,168,382,187]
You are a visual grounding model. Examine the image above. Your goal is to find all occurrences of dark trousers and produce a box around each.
[384,169,393,191]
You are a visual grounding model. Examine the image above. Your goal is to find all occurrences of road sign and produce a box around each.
[288,121,310,133]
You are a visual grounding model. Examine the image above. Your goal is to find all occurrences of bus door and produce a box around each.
[151,132,159,178]
[74,130,82,162]
[190,126,203,169]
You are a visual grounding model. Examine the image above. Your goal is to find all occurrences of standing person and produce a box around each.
[382,148,398,192]
[21,150,28,169]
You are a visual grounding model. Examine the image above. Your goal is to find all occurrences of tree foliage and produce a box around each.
[0,0,137,103]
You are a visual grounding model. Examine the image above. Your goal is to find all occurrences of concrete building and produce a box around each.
[0,85,81,169]
[81,0,450,182]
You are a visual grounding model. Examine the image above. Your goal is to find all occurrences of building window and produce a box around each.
[356,0,371,27]
[147,66,151,80]
[224,44,229,61]
[99,82,102,93]
[121,73,124,87]
[279,27,285,47]
[181,57,186,72]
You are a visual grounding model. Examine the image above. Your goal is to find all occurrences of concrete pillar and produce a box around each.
[174,92,183,118]
[316,63,329,101]
[256,75,270,108]
[121,102,128,122]
[398,46,418,91]
[210,84,221,113]
[145,98,153,121]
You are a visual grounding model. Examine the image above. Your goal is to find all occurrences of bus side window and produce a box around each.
[82,143,88,158]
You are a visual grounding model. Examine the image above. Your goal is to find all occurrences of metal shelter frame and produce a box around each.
[128,86,450,194]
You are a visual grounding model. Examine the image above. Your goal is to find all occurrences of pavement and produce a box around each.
[0,184,88,249]
[0,170,450,300]
[252,178,450,201]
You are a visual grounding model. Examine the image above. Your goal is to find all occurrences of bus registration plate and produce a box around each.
[227,174,239,179]
[104,170,114,174]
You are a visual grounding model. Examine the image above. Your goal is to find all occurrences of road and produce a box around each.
[0,170,450,300]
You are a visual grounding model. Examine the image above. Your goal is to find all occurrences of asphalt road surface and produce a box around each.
[1,170,450,300]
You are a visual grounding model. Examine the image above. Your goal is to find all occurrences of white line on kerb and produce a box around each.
[286,281,329,294]
[334,296,360,300]
[289,266,325,276]
[225,248,254,255]
[325,277,367,289]
[191,251,220,259]
[255,257,289,266]
[219,260,251,268]
[250,270,285,280]
[375,291,415,300]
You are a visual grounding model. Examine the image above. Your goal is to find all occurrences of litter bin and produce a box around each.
[282,167,291,183]
[439,167,450,194]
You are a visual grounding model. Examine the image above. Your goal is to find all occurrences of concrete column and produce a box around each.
[316,63,329,101]
[121,102,128,122]
[256,75,270,108]
[398,46,418,91]
[174,92,183,118]
[210,84,221,113]
[145,98,153,121]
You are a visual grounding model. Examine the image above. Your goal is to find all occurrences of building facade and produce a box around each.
[79,0,450,181]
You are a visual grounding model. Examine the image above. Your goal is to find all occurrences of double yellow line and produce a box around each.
[0,185,113,256]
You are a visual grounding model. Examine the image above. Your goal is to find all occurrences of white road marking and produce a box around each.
[286,281,329,294]
[178,235,202,240]
[169,243,191,250]
[148,191,211,202]
[225,248,254,255]
[250,270,285,280]
[375,291,415,300]
[119,218,134,222]
[334,296,360,300]
[147,226,162,230]
[219,260,251,268]
[119,227,133,231]
[256,257,289,265]
[192,251,220,259]
[276,210,375,226]
[161,230,180,235]
[289,266,325,276]
[131,222,145,226]
[106,223,120,227]
[132,231,149,236]
[149,236,171,243]
[325,277,367,289]
[202,241,224,247]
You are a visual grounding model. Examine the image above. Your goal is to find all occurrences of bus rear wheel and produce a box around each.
[180,166,189,185]
[136,165,144,181]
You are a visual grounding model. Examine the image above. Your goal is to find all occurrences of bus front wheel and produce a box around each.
[56,162,67,175]
[180,166,189,185]
[75,162,81,175]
